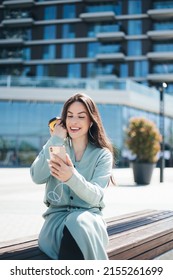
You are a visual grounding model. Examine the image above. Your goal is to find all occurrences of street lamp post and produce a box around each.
[158,82,167,183]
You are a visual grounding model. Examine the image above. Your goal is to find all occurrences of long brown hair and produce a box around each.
[61,93,116,163]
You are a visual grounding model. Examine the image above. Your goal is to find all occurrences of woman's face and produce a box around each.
[66,101,91,140]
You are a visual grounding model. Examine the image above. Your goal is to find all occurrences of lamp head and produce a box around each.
[162,82,167,88]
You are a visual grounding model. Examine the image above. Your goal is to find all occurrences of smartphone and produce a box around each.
[49,146,66,162]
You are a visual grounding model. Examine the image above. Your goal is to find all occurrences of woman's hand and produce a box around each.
[48,153,74,182]
[52,122,67,139]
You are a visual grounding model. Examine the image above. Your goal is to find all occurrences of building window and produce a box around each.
[153,41,173,52]
[128,20,142,35]
[153,63,173,74]
[86,4,116,13]
[120,63,128,78]
[22,67,31,77]
[87,63,97,77]
[67,63,81,78]
[25,29,32,40]
[62,44,75,58]
[43,45,56,59]
[87,42,100,57]
[128,0,142,14]
[88,23,120,37]
[44,6,57,20]
[36,65,48,77]
[128,40,142,56]
[63,4,76,19]
[134,60,148,77]
[44,25,56,40]
[97,63,116,76]
[166,83,173,95]
[153,1,173,9]
[62,24,75,38]
[23,48,31,60]
[99,43,121,54]
[153,21,173,31]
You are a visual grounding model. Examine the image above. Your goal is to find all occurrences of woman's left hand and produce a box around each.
[48,153,74,182]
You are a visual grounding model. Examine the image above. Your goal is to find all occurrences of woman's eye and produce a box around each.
[67,115,73,118]
[79,116,85,119]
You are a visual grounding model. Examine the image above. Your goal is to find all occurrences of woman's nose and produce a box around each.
[70,117,78,125]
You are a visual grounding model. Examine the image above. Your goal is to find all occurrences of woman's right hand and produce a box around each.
[52,122,67,139]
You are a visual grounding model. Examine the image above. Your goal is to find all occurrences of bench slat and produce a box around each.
[107,210,173,235]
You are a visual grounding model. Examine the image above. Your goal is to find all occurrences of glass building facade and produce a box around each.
[0,0,173,167]
[0,94,173,167]
[0,0,173,94]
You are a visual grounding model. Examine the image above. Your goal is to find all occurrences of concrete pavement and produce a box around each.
[0,167,173,243]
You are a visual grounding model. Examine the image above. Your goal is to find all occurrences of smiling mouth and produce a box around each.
[70,127,81,132]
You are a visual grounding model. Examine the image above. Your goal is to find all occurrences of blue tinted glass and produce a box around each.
[128,20,142,35]
[88,23,119,37]
[36,65,48,77]
[98,104,123,148]
[62,24,75,38]
[134,60,148,77]
[128,0,141,14]
[25,29,32,40]
[153,63,173,73]
[0,101,63,137]
[128,40,142,55]
[99,43,120,54]
[43,45,56,59]
[87,63,96,77]
[62,44,75,58]
[87,42,100,57]
[86,4,116,13]
[97,63,115,75]
[22,67,31,76]
[63,4,75,18]
[44,6,56,20]
[23,48,31,60]
[44,25,56,40]
[153,42,173,52]
[154,21,173,30]
[153,1,173,9]
[67,64,81,78]
[120,63,128,77]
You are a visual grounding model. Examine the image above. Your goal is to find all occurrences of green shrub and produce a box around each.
[126,117,162,163]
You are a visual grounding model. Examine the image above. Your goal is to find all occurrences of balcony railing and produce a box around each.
[147,30,173,40]
[2,18,34,27]
[0,75,159,97]
[2,0,35,8]
[80,11,116,22]
[147,52,173,61]
[147,73,173,82]
[96,31,125,42]
[147,8,173,19]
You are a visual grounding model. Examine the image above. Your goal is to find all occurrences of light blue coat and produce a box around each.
[30,135,113,260]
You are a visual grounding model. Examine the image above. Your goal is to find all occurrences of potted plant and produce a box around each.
[126,117,162,185]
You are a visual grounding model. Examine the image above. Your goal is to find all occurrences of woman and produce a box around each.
[30,93,115,260]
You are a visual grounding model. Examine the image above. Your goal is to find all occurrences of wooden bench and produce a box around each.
[1,209,173,260]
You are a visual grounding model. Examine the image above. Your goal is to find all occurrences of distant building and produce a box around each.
[0,0,173,167]
[0,77,173,167]
[0,0,173,94]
